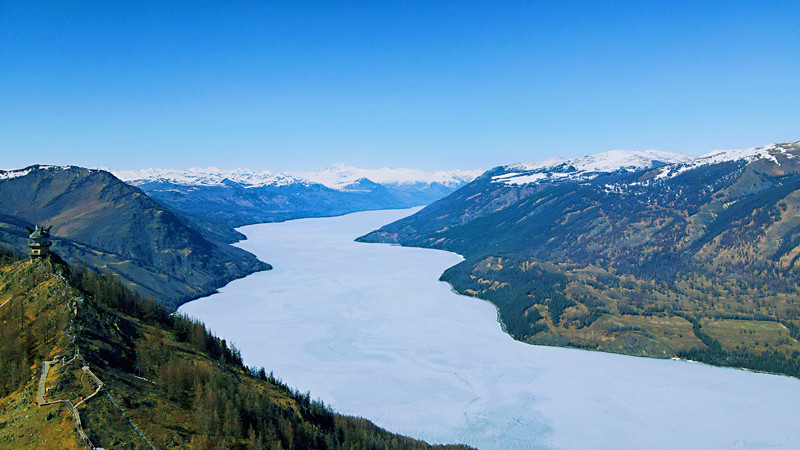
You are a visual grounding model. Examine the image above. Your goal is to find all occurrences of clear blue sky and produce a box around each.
[2,1,798,171]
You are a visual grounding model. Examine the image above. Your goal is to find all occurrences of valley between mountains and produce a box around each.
[5,144,800,377]
[0,164,475,309]
[3,142,800,448]
[0,164,480,448]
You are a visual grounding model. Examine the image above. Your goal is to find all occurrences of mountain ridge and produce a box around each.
[359,141,800,377]
[490,145,791,186]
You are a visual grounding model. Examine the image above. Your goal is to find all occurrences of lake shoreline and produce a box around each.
[181,208,800,449]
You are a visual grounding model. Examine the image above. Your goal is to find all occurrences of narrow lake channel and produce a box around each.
[180,208,800,449]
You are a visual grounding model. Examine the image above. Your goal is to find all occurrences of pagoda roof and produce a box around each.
[27,225,52,239]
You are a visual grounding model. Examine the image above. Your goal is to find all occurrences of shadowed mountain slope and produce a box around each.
[0,165,269,308]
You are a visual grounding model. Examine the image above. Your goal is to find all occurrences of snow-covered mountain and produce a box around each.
[113,167,302,188]
[295,164,481,189]
[114,164,481,190]
[493,144,797,186]
[114,164,482,227]
[493,149,692,186]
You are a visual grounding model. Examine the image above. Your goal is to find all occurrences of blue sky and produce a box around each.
[2,1,798,171]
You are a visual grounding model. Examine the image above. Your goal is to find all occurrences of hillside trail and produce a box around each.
[36,355,94,448]
[31,281,156,449]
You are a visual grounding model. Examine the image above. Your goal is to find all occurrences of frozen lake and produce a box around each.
[180,208,800,449]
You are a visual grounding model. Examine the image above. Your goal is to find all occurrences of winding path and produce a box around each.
[31,286,155,449]
[36,357,94,448]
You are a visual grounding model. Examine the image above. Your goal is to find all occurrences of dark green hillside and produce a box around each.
[361,142,800,377]
[0,165,269,308]
[0,257,472,449]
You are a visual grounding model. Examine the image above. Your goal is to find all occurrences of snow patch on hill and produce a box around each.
[0,168,33,180]
[496,150,692,185]
[0,165,76,181]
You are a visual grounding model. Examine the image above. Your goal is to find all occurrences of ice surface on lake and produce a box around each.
[180,208,800,449]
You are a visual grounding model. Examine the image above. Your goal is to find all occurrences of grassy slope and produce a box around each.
[0,258,471,449]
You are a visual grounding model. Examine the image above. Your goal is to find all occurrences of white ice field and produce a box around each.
[179,208,800,449]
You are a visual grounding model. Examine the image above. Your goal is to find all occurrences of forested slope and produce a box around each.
[0,255,471,449]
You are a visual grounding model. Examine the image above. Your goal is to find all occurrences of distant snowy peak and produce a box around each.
[114,167,305,188]
[294,164,482,189]
[115,164,482,190]
[495,150,692,186]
